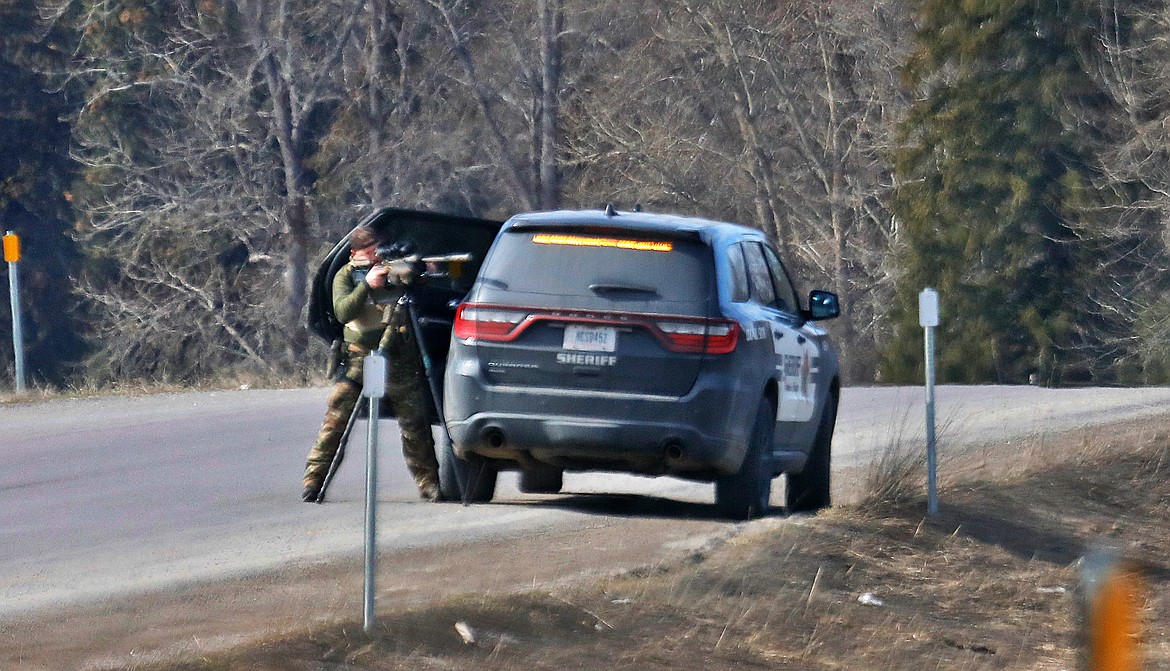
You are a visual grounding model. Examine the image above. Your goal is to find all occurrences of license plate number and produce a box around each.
[563,324,617,352]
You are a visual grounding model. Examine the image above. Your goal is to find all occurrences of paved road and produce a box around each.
[2,385,1168,620]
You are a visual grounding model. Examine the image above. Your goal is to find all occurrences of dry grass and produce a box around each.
[856,406,962,511]
[111,418,1170,671]
[0,371,326,406]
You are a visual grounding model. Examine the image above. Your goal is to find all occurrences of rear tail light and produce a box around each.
[655,319,739,354]
[454,305,530,341]
[455,303,739,354]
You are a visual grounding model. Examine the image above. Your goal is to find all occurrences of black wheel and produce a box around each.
[439,438,497,503]
[518,465,564,493]
[438,438,462,501]
[787,392,836,513]
[715,397,774,520]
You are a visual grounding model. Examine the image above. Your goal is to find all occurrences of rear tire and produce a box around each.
[715,398,774,520]
[438,438,461,501]
[786,392,836,513]
[439,439,497,503]
[518,465,563,493]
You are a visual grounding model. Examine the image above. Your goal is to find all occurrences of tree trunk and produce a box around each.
[262,51,311,358]
[538,0,563,209]
[425,0,536,209]
[699,12,788,256]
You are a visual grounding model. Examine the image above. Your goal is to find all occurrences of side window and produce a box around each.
[742,242,777,307]
[726,244,750,302]
[762,246,799,314]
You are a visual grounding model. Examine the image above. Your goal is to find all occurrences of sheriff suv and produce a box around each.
[442,206,841,519]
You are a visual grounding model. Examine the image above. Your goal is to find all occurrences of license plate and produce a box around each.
[563,324,617,352]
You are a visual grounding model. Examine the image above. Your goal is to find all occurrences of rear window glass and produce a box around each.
[481,229,711,301]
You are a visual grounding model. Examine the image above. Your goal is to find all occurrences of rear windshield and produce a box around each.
[481,228,711,302]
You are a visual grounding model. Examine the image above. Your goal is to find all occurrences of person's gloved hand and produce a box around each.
[365,263,389,289]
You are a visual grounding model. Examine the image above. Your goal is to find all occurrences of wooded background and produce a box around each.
[2,0,1169,389]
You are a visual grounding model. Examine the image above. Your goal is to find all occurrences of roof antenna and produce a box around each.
[604,203,617,217]
[633,202,643,212]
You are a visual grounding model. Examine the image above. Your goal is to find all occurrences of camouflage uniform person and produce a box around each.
[302,226,441,502]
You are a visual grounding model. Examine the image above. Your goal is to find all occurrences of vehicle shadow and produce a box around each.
[485,491,788,522]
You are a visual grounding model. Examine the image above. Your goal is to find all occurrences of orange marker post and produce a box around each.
[3,231,19,262]
[5,231,25,391]
[1084,554,1144,670]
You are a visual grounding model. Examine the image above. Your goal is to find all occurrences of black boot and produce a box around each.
[302,482,322,503]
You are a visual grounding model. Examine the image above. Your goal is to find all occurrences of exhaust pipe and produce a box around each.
[662,440,684,461]
[484,427,506,449]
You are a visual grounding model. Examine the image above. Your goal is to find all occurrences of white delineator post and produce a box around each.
[4,231,25,393]
[919,288,940,516]
[362,352,387,634]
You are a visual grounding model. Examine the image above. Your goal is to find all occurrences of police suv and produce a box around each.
[442,207,841,519]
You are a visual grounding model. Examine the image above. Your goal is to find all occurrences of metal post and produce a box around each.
[924,325,938,516]
[5,232,25,393]
[7,259,24,392]
[364,393,379,633]
[361,352,387,635]
[4,232,24,395]
[919,288,940,516]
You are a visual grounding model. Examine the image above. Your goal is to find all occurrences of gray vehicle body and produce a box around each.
[443,208,840,487]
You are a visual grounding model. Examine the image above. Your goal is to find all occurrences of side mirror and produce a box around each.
[806,290,840,321]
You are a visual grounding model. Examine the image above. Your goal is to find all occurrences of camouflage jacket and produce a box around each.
[332,261,409,350]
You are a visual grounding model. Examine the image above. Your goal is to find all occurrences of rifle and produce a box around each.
[375,249,474,285]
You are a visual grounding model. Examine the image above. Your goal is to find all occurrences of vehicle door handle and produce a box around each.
[773,331,783,339]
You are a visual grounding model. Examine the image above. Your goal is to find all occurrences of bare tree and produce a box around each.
[314,0,513,219]
[415,0,538,209]
[236,0,359,357]
[1082,0,1170,381]
[564,0,911,380]
[749,0,910,379]
[315,0,580,220]
[45,0,913,384]
[538,0,563,208]
[54,0,359,380]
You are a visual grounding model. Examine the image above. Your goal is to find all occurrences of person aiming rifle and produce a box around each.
[301,225,443,503]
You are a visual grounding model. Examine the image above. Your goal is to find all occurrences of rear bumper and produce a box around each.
[443,352,756,478]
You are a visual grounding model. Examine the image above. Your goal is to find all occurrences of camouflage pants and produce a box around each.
[303,342,439,495]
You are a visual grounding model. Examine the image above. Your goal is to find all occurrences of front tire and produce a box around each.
[786,392,835,513]
[715,398,774,520]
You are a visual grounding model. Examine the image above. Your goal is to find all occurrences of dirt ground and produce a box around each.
[7,417,1170,670]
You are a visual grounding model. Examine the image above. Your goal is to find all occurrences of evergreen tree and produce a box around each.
[882,0,1115,384]
[0,0,85,387]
